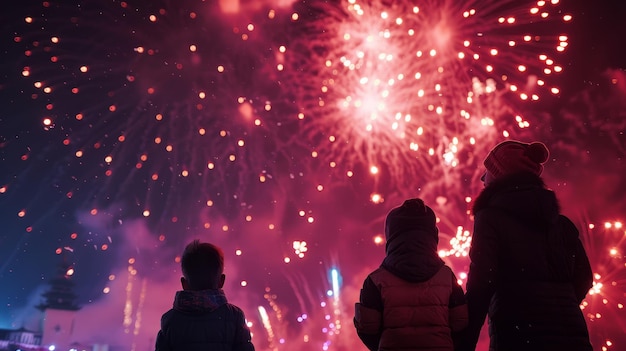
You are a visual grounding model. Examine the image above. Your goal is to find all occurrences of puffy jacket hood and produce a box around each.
[382,199,444,282]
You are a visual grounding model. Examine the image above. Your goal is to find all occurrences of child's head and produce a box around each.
[384,198,438,253]
[180,240,225,291]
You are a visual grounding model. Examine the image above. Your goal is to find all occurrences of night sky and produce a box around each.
[1,1,624,350]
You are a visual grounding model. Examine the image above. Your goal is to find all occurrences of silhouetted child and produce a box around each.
[354,198,468,351]
[156,240,255,351]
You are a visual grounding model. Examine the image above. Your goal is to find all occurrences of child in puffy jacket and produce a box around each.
[354,198,468,351]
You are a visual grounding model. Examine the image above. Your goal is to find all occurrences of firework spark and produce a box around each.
[285,0,571,204]
[8,0,302,234]
[1,1,624,350]
[579,220,626,350]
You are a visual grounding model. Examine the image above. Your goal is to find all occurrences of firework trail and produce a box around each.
[252,265,355,350]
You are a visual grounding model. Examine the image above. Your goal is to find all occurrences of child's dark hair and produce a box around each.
[181,240,224,290]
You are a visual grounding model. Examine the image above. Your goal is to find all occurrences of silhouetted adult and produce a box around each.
[463,141,593,351]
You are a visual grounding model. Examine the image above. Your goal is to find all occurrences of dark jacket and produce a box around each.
[354,207,468,351]
[155,289,255,351]
[464,172,593,351]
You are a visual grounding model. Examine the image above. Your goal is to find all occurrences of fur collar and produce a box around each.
[472,172,557,215]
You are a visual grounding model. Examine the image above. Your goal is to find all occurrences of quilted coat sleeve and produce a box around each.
[354,275,382,351]
[448,268,468,332]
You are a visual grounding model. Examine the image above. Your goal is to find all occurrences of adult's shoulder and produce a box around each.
[558,214,576,226]
[557,215,580,238]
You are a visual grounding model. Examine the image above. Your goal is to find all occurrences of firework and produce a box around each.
[579,220,626,350]
[1,1,623,351]
[8,0,301,234]
[284,0,571,204]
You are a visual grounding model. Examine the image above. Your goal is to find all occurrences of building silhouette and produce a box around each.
[0,327,41,350]
[36,259,81,351]
[1,258,112,351]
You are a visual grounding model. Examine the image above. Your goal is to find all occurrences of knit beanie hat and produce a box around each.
[484,140,549,179]
[384,198,438,248]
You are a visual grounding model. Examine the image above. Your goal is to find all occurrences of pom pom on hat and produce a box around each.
[484,140,549,179]
[526,142,550,164]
